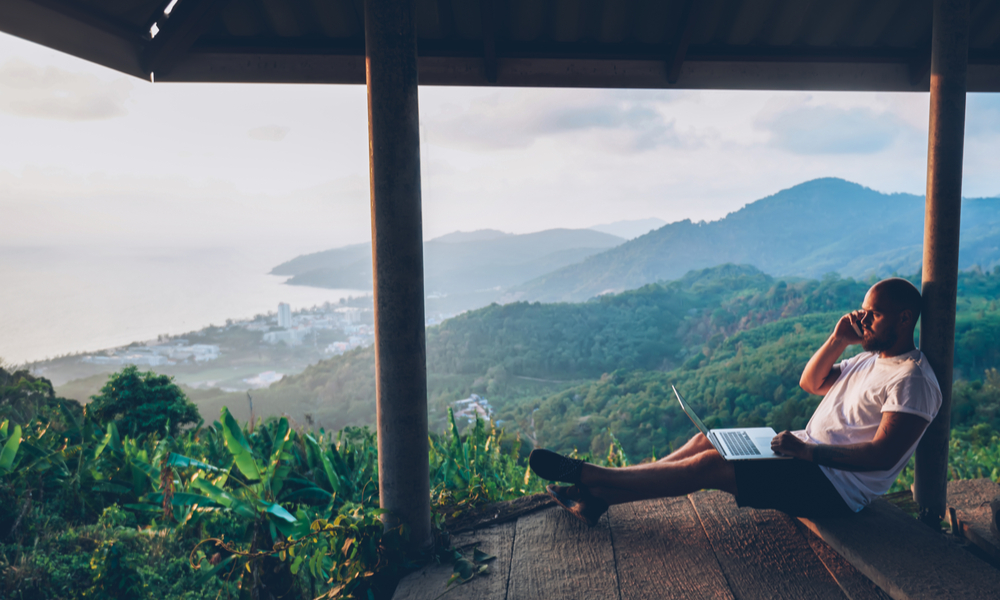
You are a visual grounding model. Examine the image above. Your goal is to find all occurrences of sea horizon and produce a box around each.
[0,243,365,365]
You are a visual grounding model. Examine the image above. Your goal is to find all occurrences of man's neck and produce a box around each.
[879,341,917,359]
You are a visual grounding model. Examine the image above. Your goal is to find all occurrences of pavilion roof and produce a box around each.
[3,0,1000,90]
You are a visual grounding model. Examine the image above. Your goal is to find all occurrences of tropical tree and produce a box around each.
[90,365,202,437]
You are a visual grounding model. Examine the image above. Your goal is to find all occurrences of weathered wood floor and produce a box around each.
[393,490,891,600]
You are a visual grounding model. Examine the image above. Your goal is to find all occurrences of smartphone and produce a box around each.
[851,321,863,337]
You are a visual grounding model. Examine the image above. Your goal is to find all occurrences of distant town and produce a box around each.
[33,300,459,401]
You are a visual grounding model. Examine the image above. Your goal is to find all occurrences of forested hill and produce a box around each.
[512,178,1000,302]
[184,264,1000,458]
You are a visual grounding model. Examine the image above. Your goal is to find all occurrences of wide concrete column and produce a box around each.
[364,0,431,549]
[915,0,968,528]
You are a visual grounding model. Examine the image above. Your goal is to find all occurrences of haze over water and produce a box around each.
[0,244,363,365]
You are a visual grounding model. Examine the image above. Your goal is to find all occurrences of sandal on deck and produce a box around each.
[546,484,609,527]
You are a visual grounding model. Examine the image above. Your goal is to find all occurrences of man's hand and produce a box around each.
[771,431,814,461]
[835,311,865,345]
[799,310,863,396]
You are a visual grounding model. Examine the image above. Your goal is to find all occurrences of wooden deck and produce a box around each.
[394,490,895,600]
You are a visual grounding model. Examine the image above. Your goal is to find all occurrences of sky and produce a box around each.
[3,30,1000,261]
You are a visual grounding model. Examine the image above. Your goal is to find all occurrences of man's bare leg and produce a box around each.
[578,448,736,506]
[656,433,715,463]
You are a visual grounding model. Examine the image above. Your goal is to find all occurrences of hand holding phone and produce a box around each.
[850,320,863,337]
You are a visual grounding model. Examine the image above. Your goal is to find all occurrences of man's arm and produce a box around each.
[771,411,929,471]
[799,312,863,395]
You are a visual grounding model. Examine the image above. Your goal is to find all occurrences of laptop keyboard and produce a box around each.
[720,431,760,456]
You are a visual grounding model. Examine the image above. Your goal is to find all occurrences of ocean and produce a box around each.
[0,245,363,365]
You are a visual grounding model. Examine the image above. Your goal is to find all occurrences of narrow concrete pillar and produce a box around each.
[915,0,968,528]
[364,0,431,549]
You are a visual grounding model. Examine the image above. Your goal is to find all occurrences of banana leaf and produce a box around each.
[0,424,21,472]
[281,486,333,504]
[220,408,261,482]
[93,422,122,459]
[256,499,296,523]
[315,442,341,495]
[167,453,222,472]
[192,477,257,520]
[143,491,221,508]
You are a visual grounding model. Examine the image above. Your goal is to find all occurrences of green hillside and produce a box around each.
[222,264,1000,453]
[513,178,1000,302]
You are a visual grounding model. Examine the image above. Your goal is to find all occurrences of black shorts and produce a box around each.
[733,459,854,518]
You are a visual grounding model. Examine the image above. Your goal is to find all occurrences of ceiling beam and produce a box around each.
[142,0,233,78]
[909,31,934,85]
[29,0,142,41]
[0,0,145,78]
[667,0,699,84]
[480,0,498,83]
[158,50,1000,91]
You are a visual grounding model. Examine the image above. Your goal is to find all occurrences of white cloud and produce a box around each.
[248,124,290,141]
[756,103,910,155]
[424,89,695,153]
[0,58,132,120]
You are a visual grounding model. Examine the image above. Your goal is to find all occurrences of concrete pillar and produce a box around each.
[364,0,431,549]
[915,0,968,528]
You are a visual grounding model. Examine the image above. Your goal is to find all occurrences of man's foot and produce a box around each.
[529,448,586,484]
[546,484,609,527]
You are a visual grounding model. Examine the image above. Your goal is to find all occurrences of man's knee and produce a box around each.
[690,449,736,494]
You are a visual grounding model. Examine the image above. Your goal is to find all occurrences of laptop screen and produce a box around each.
[672,385,711,437]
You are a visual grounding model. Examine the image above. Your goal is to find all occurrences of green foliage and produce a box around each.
[90,366,202,437]
[1,365,82,426]
[430,409,545,517]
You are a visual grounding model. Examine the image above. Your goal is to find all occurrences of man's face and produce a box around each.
[858,287,903,354]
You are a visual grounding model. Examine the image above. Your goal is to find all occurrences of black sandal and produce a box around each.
[529,448,586,484]
[546,484,609,527]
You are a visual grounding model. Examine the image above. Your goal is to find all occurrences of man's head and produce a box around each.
[859,278,921,355]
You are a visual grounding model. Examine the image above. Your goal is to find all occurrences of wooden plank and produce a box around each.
[507,506,619,600]
[948,478,1000,563]
[609,497,734,600]
[689,490,846,600]
[443,492,554,535]
[799,499,1000,600]
[795,522,892,600]
[392,522,515,600]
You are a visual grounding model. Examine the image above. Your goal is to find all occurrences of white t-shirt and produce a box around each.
[793,349,942,512]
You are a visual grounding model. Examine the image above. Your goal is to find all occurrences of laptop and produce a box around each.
[672,385,791,461]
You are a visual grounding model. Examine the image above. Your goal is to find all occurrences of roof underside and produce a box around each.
[3,0,1000,90]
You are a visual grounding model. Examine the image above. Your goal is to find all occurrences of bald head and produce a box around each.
[870,278,922,323]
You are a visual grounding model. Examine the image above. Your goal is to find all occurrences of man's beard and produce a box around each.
[862,327,898,353]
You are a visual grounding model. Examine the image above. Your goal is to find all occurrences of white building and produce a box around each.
[278,302,292,329]
[264,328,311,346]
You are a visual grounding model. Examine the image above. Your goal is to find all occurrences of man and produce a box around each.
[529,278,942,525]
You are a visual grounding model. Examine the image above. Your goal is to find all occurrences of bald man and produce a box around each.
[529,278,943,525]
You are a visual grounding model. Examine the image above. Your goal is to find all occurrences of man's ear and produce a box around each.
[899,309,915,327]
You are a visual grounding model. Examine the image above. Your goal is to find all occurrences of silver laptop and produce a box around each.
[672,385,791,461]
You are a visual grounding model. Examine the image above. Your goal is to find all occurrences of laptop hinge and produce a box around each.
[709,431,727,457]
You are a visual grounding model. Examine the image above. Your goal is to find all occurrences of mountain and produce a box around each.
[271,228,625,310]
[512,178,1000,303]
[590,218,667,240]
[430,229,511,243]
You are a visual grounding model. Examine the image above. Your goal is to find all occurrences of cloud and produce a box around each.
[426,90,692,152]
[248,125,290,141]
[756,104,905,155]
[0,59,132,120]
[966,94,1000,138]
